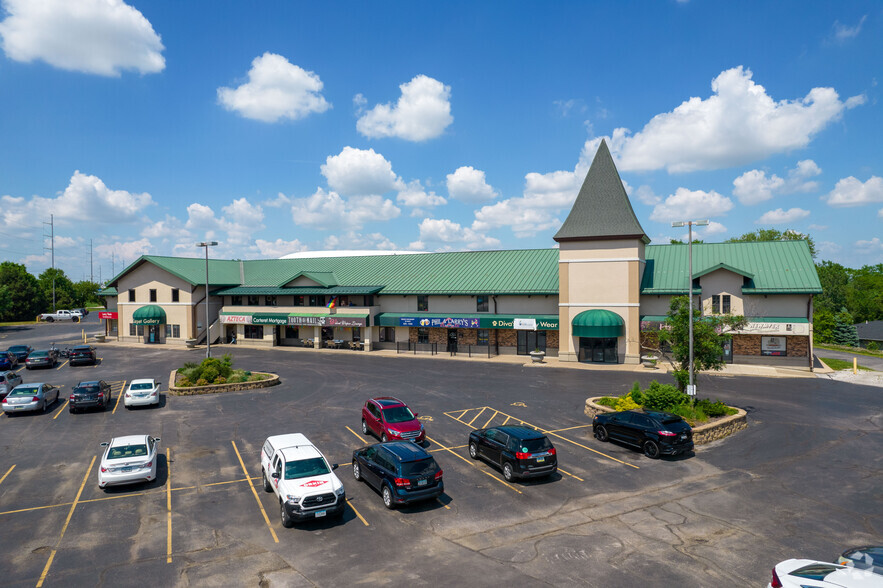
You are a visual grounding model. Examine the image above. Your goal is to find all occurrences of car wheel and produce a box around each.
[595,425,609,442]
[262,470,272,492]
[280,501,294,528]
[361,419,368,435]
[502,462,514,482]
[381,433,388,443]
[381,485,395,510]
[469,442,479,459]
[643,440,661,459]
[46,317,54,322]
[352,461,362,481]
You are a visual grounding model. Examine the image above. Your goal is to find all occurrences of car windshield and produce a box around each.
[284,457,330,479]
[30,352,48,358]
[108,444,148,459]
[72,347,90,353]
[9,346,27,352]
[382,406,415,423]
[400,458,437,477]
[518,437,554,453]
[10,387,38,395]
[661,415,684,424]
[130,382,154,390]
[75,386,99,394]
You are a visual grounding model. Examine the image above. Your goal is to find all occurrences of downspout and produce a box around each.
[808,294,814,372]
[492,295,499,355]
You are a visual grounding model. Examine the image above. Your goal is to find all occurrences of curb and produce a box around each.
[168,369,280,396]
[583,397,747,446]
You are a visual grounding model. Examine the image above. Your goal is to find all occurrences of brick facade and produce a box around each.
[406,327,558,350]
[733,334,807,357]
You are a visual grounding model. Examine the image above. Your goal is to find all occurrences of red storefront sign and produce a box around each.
[98,311,118,320]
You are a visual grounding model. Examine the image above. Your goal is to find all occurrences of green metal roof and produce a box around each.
[98,287,117,296]
[572,309,625,338]
[641,241,821,295]
[212,286,383,296]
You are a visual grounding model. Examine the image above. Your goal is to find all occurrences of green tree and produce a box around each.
[814,261,850,315]
[833,308,859,347]
[726,228,816,258]
[0,262,45,321]
[658,296,748,391]
[846,264,883,323]
[812,309,835,344]
[0,285,11,319]
[38,268,76,310]
[72,280,101,307]
[669,239,705,245]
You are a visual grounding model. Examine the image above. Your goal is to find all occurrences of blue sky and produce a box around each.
[0,1,880,282]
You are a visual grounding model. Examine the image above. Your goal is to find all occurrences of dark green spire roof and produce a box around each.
[553,139,649,243]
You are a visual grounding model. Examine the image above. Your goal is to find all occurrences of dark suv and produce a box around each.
[352,442,443,509]
[69,380,112,412]
[69,345,97,366]
[468,426,557,481]
[592,408,693,458]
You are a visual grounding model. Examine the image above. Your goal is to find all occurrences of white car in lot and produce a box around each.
[769,559,883,587]
[124,379,161,408]
[98,434,160,489]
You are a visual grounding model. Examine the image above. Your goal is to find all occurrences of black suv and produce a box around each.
[69,345,97,366]
[468,426,557,481]
[352,442,444,509]
[593,408,693,458]
[69,380,112,412]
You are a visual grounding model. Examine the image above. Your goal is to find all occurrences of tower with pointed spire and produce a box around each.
[554,139,648,363]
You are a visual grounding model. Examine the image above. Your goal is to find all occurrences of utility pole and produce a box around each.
[43,214,56,312]
[90,239,93,283]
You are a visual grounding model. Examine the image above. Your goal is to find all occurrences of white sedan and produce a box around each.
[98,434,160,489]
[124,378,161,408]
[769,559,883,587]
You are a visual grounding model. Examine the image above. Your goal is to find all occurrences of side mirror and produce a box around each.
[100,442,109,447]
[414,412,419,418]
[331,463,339,471]
[271,472,279,479]
[155,382,161,386]
[153,437,161,442]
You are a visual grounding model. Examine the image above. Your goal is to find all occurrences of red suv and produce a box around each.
[361,397,425,443]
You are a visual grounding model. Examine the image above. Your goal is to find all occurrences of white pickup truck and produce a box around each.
[39,309,81,322]
[260,434,346,527]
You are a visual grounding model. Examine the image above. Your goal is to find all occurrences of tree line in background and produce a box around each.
[0,262,103,322]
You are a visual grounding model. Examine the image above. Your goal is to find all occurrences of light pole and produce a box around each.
[196,241,218,358]
[671,220,708,396]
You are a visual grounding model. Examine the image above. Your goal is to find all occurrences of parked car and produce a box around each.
[39,309,80,322]
[769,559,883,587]
[838,546,883,575]
[0,371,23,400]
[361,397,425,443]
[593,408,694,459]
[260,433,345,526]
[352,441,443,509]
[73,308,89,317]
[69,345,97,366]
[25,350,57,369]
[124,379,161,408]
[0,351,18,370]
[468,426,557,481]
[69,380,112,413]
[98,434,160,489]
[1,383,59,414]
[7,345,33,362]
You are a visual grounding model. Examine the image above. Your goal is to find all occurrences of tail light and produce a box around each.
[100,466,107,473]
[434,469,443,481]
[1,398,6,403]
[145,461,152,468]
[515,452,531,460]
[394,477,410,488]
[69,395,75,401]
[769,567,782,588]
[548,448,557,455]
[658,431,677,437]
[32,396,40,402]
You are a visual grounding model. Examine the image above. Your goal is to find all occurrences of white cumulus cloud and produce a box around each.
[321,147,404,196]
[598,66,861,173]
[396,180,447,216]
[854,237,883,255]
[356,74,453,141]
[472,200,560,238]
[324,231,398,251]
[95,238,152,261]
[755,207,811,224]
[288,188,400,230]
[825,176,883,207]
[446,166,498,203]
[733,159,822,205]
[217,52,330,123]
[255,238,308,258]
[650,188,734,223]
[415,218,500,250]
[0,0,164,76]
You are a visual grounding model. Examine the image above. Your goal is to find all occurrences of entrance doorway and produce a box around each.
[517,331,546,355]
[578,337,617,363]
[146,325,161,344]
[447,329,458,353]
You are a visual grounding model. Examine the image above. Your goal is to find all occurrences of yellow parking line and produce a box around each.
[56,360,69,370]
[480,410,499,430]
[52,400,69,419]
[466,407,487,427]
[436,497,451,510]
[543,430,639,469]
[429,444,467,453]
[166,447,172,563]
[345,426,367,444]
[36,455,95,588]
[15,365,26,373]
[547,424,593,433]
[231,440,279,543]
[0,464,15,485]
[501,415,511,425]
[112,380,126,414]
[425,435,521,494]
[346,499,369,526]
[556,467,584,482]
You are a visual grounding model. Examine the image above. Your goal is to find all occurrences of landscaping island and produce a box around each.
[168,355,279,396]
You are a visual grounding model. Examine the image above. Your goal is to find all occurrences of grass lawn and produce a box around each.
[0,320,37,327]
[820,357,872,371]
[815,343,882,359]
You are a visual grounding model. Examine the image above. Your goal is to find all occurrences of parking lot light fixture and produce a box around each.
[196,241,218,358]
[671,220,708,395]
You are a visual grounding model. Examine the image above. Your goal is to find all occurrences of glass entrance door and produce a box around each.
[447,329,458,352]
[578,337,617,363]
[516,331,546,355]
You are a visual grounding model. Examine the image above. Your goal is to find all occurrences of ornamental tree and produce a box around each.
[658,296,748,392]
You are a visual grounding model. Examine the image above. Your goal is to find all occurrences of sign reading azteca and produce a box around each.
[220,315,251,324]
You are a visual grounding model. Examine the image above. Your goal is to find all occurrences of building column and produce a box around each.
[313,325,321,348]
[364,326,374,352]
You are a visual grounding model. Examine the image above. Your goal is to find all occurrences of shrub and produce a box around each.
[614,394,640,411]
[642,381,689,411]
[195,378,208,386]
[670,404,706,423]
[868,341,880,351]
[694,398,733,418]
[628,382,644,405]
[201,365,219,384]
[596,396,617,408]
[177,377,192,388]
[215,376,226,384]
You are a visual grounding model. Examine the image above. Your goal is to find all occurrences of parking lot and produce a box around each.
[1,317,881,587]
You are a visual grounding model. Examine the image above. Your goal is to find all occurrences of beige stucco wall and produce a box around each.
[699,269,744,315]
[742,294,811,318]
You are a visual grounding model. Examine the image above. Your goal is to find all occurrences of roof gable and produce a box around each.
[693,262,754,280]
[553,139,649,244]
[283,271,339,288]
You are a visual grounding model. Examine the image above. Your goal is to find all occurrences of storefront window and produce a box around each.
[265,296,277,306]
[244,325,263,339]
[129,324,144,336]
[309,295,323,306]
[293,295,304,306]
[231,295,243,306]
[417,295,429,312]
[417,327,429,344]
[247,295,259,306]
[380,327,395,342]
[352,327,361,342]
[285,326,298,339]
[477,329,489,346]
[476,295,489,312]
[165,324,181,338]
[517,331,546,355]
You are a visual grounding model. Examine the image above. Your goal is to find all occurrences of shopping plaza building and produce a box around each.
[99,141,822,368]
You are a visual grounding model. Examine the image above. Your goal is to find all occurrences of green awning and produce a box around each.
[132,305,166,325]
[572,309,624,338]
[373,313,559,330]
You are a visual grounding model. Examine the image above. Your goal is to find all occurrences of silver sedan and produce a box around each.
[1,383,60,414]
[0,370,23,401]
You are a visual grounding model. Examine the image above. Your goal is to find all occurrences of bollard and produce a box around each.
[853,357,857,374]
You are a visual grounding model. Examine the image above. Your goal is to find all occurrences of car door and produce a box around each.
[101,381,111,407]
[272,455,283,490]
[481,429,505,464]
[629,414,653,446]
[606,413,631,443]
[365,402,380,435]
[360,447,381,489]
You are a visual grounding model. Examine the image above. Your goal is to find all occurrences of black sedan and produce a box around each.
[593,408,693,458]
[69,345,97,366]
[69,380,112,412]
[7,345,33,362]
[352,442,444,509]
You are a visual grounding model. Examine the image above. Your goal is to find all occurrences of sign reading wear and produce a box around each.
[98,311,118,320]
[220,315,251,324]
[513,318,537,330]
[761,336,787,356]
[252,313,289,325]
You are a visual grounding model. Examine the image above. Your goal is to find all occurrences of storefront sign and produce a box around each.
[326,316,366,327]
[481,317,558,330]
[391,315,558,330]
[252,313,289,325]
[288,315,324,326]
[220,314,251,324]
[398,316,480,328]
[513,318,537,330]
[98,311,118,320]
[738,322,808,336]
[761,336,787,356]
